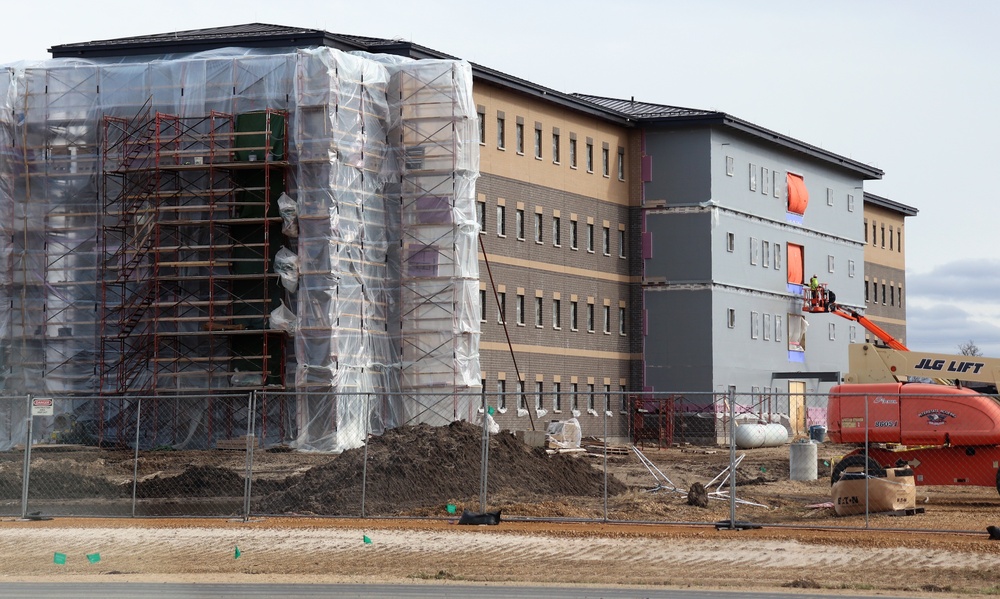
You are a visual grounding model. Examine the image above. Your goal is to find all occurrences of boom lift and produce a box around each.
[802,281,1000,494]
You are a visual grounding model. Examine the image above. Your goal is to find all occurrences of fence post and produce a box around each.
[603,402,608,521]
[479,392,490,513]
[131,397,143,517]
[728,388,737,529]
[20,393,33,520]
[864,392,870,529]
[361,392,370,518]
[243,391,257,521]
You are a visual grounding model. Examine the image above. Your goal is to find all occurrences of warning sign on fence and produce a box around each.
[31,398,54,417]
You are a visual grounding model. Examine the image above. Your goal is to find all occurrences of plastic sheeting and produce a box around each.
[0,47,481,452]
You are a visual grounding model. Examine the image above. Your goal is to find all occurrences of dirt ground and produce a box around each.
[2,422,1000,595]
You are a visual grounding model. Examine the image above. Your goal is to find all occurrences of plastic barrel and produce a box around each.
[789,440,818,481]
[809,425,827,443]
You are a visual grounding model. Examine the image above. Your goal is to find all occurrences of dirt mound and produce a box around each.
[256,421,625,515]
[0,468,124,500]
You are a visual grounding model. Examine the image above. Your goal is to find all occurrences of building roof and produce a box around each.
[49,23,883,179]
[863,192,918,216]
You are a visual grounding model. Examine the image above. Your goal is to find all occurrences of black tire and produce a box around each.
[831,454,886,485]
[995,468,1000,497]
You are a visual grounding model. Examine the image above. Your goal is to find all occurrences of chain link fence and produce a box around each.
[1,388,997,532]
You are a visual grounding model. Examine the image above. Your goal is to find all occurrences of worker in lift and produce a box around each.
[809,274,820,307]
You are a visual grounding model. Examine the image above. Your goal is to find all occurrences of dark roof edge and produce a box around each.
[863,192,918,216]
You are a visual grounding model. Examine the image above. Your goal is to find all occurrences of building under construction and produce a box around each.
[0,47,481,451]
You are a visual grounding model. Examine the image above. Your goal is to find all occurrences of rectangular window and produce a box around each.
[750,237,759,265]
[726,155,734,176]
[496,205,506,236]
[619,307,626,335]
[518,380,526,410]
[480,289,487,322]
[872,221,877,246]
[787,172,808,215]
[775,315,782,342]
[890,285,895,306]
[534,126,542,159]
[571,383,579,411]
[848,259,855,278]
[570,301,578,330]
[827,254,835,273]
[516,122,524,154]
[552,299,561,329]
[751,311,759,339]
[603,305,611,334]
[602,226,611,255]
[553,216,561,246]
[774,242,781,270]
[516,208,525,240]
[727,232,735,252]
[763,313,771,340]
[882,283,887,305]
[477,109,485,144]
[588,384,596,411]
[618,229,626,258]
[586,142,594,172]
[619,385,627,413]
[587,223,595,253]
[865,278,870,302]
[749,163,757,191]
[604,385,612,412]
[864,218,868,243]
[762,241,770,268]
[477,201,486,232]
[848,193,855,212]
[535,296,543,327]
[497,380,506,410]
[787,243,804,284]
[569,138,577,168]
[602,147,610,177]
[897,230,901,252]
[498,292,506,323]
[535,381,543,410]
[534,213,543,243]
[497,115,505,149]
[587,303,595,332]
[617,149,625,180]
[828,322,836,341]
[850,325,857,342]
[773,170,781,198]
[553,382,562,411]
[899,285,903,307]
[761,166,770,195]
[880,224,885,248]
[727,308,736,328]
[570,220,578,249]
[788,314,806,351]
[872,280,877,304]
[889,226,894,250]
[516,293,525,325]
[826,187,834,206]
[552,132,560,163]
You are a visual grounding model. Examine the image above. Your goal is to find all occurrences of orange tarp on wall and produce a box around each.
[787,173,808,215]
[787,243,803,284]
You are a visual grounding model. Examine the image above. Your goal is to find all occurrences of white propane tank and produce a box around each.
[734,423,766,449]
[789,439,818,480]
[762,423,789,447]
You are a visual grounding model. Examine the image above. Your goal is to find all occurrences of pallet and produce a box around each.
[215,436,259,451]
[883,507,925,517]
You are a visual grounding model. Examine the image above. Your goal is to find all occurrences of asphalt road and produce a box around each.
[0,583,928,599]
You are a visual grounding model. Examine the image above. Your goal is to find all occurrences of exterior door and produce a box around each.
[788,381,807,438]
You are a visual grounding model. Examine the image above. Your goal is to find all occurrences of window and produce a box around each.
[552,131,560,163]
[552,299,561,329]
[586,141,594,172]
[848,193,855,212]
[899,285,903,307]
[534,126,542,159]
[750,236,759,265]
[749,163,757,191]
[588,383,595,411]
[864,218,868,243]
[725,155,734,176]
[571,383,579,411]
[727,232,735,252]
[619,307,626,335]
[826,187,834,206]
[535,296,543,327]
[762,241,770,268]
[618,229,626,258]
[496,204,506,236]
[786,243,804,284]
[890,285,895,306]
[775,315,782,342]
[786,173,808,215]
[772,170,781,198]
[587,303,595,332]
[553,216,561,246]
[518,380,526,410]
[516,293,525,325]
[897,229,901,252]
[603,305,611,334]
[827,255,834,273]
[477,108,485,144]
[570,220,578,249]
[788,314,806,351]
[619,385,627,413]
[587,223,595,253]
[516,121,524,154]
[889,226,894,250]
[763,313,771,340]
[850,325,857,342]
[553,382,561,411]
[880,224,885,248]
[828,322,836,341]
[602,226,610,255]
[872,280,878,304]
[497,114,505,149]
[617,148,625,180]
[476,201,486,232]
[516,208,524,240]
[865,278,870,302]
[751,311,759,339]
[479,289,487,321]
[774,243,781,270]
[535,381,543,410]
[602,147,610,177]
[534,213,543,243]
[497,379,506,410]
[871,221,876,246]
[604,385,612,412]
[761,167,770,195]
[727,309,735,329]
[882,283,887,305]
[570,137,577,168]
[848,259,855,278]
[497,292,506,323]
[570,301,578,330]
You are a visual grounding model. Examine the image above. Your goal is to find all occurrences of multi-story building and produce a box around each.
[862,192,917,345]
[0,23,905,446]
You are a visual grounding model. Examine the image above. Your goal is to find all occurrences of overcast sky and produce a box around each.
[2,0,997,355]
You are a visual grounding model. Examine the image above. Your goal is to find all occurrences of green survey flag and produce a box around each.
[487,406,495,416]
[363,535,372,545]
[86,553,101,564]
[53,552,66,565]
[234,546,241,559]
[446,504,457,514]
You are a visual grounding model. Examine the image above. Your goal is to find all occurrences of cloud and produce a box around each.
[908,259,1000,304]
[904,302,1000,357]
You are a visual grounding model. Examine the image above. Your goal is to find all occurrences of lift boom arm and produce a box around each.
[843,343,1000,387]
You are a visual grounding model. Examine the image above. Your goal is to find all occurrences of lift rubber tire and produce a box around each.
[831,454,886,485]
[995,469,1000,497]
